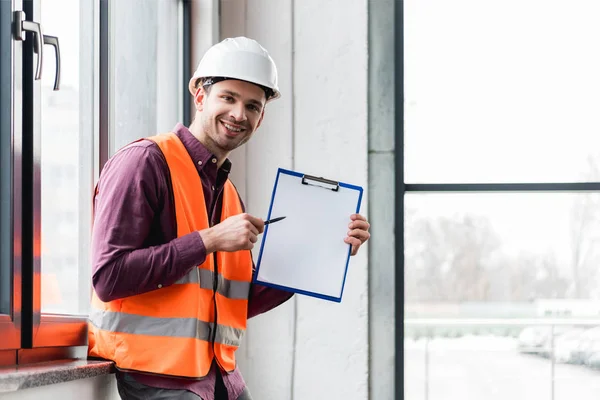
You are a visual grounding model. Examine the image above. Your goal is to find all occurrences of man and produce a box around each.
[88,37,371,400]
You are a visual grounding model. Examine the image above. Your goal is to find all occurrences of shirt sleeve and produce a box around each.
[91,144,207,302]
[247,283,294,319]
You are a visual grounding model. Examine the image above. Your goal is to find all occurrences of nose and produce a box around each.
[229,102,246,122]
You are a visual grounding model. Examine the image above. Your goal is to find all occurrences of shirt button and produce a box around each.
[211,158,217,164]
[158,284,163,289]
[212,186,215,190]
[197,160,202,165]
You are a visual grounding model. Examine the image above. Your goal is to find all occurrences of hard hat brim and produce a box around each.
[187,76,281,102]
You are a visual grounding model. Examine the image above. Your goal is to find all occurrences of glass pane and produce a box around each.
[405,193,600,398]
[405,193,600,313]
[555,324,600,400]
[111,0,181,151]
[405,326,552,400]
[404,0,600,183]
[39,0,93,314]
[406,323,600,400]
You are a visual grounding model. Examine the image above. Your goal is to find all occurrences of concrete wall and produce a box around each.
[220,1,370,399]
[368,1,396,399]
[0,375,120,400]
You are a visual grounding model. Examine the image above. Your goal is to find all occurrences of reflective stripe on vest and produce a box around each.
[88,132,253,378]
[88,308,244,347]
[175,268,251,300]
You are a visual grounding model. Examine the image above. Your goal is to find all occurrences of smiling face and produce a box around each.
[193,79,266,161]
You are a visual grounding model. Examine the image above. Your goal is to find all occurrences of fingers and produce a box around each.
[347,228,371,243]
[346,214,370,256]
[249,232,258,243]
[348,220,370,232]
[217,214,261,251]
[236,213,261,235]
[348,214,370,243]
[350,213,367,222]
[344,236,361,255]
[244,214,265,233]
[344,236,361,248]
[245,220,259,235]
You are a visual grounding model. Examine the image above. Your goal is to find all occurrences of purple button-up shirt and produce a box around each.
[91,123,293,400]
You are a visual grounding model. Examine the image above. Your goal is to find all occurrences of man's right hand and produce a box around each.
[199,213,265,253]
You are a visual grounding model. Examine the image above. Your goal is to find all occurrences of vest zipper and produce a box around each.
[211,251,218,344]
[211,250,224,371]
[209,193,224,371]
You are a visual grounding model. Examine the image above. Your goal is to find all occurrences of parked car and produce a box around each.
[570,326,600,365]
[554,327,586,363]
[517,325,572,357]
[518,326,553,355]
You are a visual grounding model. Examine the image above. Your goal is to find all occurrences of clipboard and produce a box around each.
[254,168,364,302]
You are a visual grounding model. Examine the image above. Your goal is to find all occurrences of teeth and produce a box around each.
[223,122,242,132]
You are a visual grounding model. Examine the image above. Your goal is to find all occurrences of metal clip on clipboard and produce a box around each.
[301,174,340,192]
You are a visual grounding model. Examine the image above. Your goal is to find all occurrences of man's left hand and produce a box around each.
[344,214,370,256]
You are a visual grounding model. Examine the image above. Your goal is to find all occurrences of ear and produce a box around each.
[194,87,207,112]
[256,109,265,129]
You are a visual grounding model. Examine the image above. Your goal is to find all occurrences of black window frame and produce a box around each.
[0,0,22,363]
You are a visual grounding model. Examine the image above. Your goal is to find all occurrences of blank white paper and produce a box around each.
[255,171,362,300]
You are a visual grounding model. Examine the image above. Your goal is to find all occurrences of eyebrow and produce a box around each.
[221,90,265,109]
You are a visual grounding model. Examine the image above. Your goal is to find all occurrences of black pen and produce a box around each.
[264,216,286,225]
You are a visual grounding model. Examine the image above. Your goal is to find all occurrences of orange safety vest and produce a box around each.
[88,132,253,378]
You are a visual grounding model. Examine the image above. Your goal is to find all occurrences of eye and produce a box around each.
[247,104,259,112]
[221,95,234,102]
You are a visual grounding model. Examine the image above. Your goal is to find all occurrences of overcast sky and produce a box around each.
[404,0,600,282]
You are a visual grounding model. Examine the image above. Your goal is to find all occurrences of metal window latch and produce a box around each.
[41,35,61,90]
[12,10,43,80]
[12,10,61,91]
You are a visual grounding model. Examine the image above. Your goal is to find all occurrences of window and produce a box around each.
[109,0,183,152]
[0,0,22,356]
[0,0,188,365]
[402,0,600,399]
[405,193,600,305]
[404,0,600,185]
[39,0,94,316]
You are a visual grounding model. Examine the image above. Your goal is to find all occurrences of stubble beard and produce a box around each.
[201,115,248,156]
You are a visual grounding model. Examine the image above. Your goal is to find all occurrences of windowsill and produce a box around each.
[0,359,115,393]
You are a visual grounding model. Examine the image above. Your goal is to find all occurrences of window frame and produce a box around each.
[25,0,97,349]
[397,1,600,399]
[16,0,92,351]
[395,2,403,397]
[0,0,190,364]
[0,0,22,355]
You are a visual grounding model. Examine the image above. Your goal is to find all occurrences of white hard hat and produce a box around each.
[189,37,281,102]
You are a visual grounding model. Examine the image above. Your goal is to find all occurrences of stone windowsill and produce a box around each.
[0,359,115,393]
